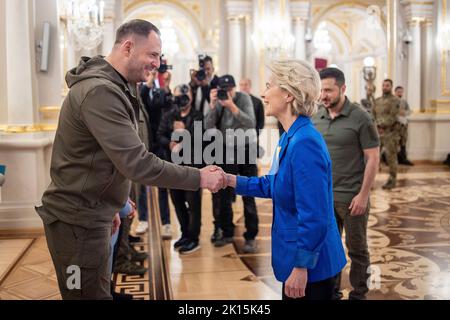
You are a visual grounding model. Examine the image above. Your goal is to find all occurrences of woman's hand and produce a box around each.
[284,267,308,298]
[226,174,236,188]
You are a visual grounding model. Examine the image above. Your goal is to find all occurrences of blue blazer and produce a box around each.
[236,116,347,283]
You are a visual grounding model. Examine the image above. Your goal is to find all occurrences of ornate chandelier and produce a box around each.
[61,0,105,51]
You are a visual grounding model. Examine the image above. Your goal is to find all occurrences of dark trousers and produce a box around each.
[334,201,370,300]
[158,188,170,225]
[43,220,112,300]
[138,185,148,221]
[282,277,336,300]
[216,163,258,239]
[170,189,202,242]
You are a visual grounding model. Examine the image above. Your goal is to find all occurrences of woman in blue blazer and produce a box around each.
[227,60,346,300]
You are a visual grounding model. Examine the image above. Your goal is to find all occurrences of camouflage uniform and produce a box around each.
[373,93,401,189]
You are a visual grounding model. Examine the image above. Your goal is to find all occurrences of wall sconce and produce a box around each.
[402,29,412,45]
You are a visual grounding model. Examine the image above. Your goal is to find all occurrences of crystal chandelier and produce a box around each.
[313,22,332,55]
[252,13,295,59]
[61,0,105,51]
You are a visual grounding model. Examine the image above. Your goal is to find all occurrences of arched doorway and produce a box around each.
[311,2,387,103]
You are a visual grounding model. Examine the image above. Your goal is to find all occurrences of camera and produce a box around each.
[195,54,207,81]
[217,86,229,100]
[158,55,173,73]
[173,84,190,108]
[216,74,235,100]
[152,88,172,109]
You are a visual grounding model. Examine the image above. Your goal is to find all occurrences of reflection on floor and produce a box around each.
[234,164,450,300]
[0,164,449,300]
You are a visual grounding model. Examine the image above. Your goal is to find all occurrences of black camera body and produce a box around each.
[158,55,172,73]
[173,84,190,108]
[152,88,172,109]
[217,86,229,101]
[196,54,207,81]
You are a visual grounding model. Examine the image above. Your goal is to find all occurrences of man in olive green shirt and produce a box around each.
[312,68,380,300]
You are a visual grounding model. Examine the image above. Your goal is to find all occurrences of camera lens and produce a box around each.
[196,69,206,81]
[218,88,228,100]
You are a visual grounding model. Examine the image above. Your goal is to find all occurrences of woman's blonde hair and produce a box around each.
[268,59,321,117]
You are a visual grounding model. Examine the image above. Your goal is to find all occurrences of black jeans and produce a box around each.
[170,189,202,242]
[282,276,336,300]
[216,163,259,239]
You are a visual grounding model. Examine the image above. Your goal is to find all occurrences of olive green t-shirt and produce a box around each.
[312,98,380,204]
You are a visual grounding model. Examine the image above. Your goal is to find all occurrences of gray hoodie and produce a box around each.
[37,56,200,229]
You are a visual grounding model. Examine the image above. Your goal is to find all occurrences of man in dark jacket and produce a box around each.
[35,19,226,300]
[158,84,204,254]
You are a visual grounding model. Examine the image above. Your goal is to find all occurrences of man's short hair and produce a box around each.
[383,79,393,86]
[395,86,403,91]
[115,19,161,44]
[319,68,345,87]
[204,55,213,65]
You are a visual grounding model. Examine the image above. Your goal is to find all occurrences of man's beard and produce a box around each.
[324,95,341,110]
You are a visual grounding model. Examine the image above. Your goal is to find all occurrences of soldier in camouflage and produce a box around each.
[373,79,401,190]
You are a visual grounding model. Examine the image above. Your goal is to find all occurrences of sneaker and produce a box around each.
[243,239,257,253]
[173,237,189,250]
[128,235,142,243]
[135,221,148,234]
[210,227,223,243]
[332,291,343,300]
[112,291,133,300]
[161,224,172,240]
[179,241,200,255]
[214,237,234,247]
[113,261,147,276]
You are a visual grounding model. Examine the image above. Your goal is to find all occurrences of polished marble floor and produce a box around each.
[0,164,449,300]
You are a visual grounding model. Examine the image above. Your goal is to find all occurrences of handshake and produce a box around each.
[199,165,237,193]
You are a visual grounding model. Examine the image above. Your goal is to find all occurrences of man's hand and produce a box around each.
[218,91,239,115]
[349,192,369,216]
[199,165,227,193]
[170,141,181,153]
[209,89,218,109]
[173,121,185,131]
[111,212,121,235]
[285,268,308,299]
[190,69,201,87]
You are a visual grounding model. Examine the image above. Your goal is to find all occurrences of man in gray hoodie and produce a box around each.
[36,19,226,300]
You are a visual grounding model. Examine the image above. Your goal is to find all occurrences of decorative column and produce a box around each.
[227,16,243,80]
[387,0,399,83]
[1,0,39,128]
[290,2,310,60]
[34,0,64,131]
[406,19,421,112]
[402,0,434,112]
[0,0,54,229]
[226,0,250,81]
[101,1,117,56]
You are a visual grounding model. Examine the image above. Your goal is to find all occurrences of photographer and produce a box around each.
[139,66,173,239]
[204,75,259,252]
[189,55,219,116]
[157,84,204,254]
